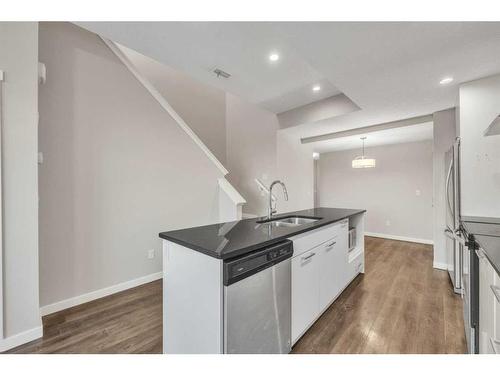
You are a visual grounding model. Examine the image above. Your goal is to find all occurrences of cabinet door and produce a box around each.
[319,238,343,312]
[479,252,496,354]
[292,248,320,343]
[493,271,500,354]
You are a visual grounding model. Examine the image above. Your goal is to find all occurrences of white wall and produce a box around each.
[118,44,228,166]
[318,140,434,242]
[459,73,500,217]
[116,44,285,218]
[276,130,315,213]
[38,22,223,309]
[0,22,41,349]
[225,93,280,216]
[432,109,456,267]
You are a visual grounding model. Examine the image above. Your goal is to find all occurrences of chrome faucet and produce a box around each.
[268,180,288,219]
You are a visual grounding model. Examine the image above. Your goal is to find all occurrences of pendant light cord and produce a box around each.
[360,136,367,159]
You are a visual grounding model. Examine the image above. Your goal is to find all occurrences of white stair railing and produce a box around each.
[101,38,247,222]
[255,178,276,202]
[0,69,4,342]
[100,37,228,176]
[218,178,246,222]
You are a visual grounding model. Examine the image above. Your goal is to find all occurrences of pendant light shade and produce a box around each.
[352,137,376,168]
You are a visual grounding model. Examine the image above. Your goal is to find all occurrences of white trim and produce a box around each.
[0,324,43,352]
[433,261,448,271]
[365,232,434,245]
[254,178,276,202]
[100,37,228,176]
[218,178,246,206]
[218,178,245,222]
[0,69,4,341]
[40,272,163,316]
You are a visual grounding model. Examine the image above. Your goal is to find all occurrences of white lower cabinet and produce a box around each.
[495,272,500,353]
[291,248,320,342]
[319,237,343,312]
[478,249,500,354]
[291,219,362,344]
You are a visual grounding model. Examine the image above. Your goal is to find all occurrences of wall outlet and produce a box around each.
[147,249,155,259]
[386,220,391,227]
[415,189,421,196]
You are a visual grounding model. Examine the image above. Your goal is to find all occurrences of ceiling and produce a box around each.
[77,22,500,151]
[76,22,341,113]
[313,122,434,153]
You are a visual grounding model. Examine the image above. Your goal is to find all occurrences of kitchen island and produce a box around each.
[159,207,366,354]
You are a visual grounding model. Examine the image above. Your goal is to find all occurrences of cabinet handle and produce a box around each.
[325,241,336,250]
[302,253,316,261]
[490,285,500,304]
[490,338,500,354]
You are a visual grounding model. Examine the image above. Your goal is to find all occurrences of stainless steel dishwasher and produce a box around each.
[223,240,293,354]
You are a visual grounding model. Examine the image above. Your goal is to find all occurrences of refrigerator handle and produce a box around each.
[445,159,454,224]
[454,229,466,245]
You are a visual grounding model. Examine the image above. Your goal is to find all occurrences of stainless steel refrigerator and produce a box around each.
[444,138,462,294]
[444,138,479,354]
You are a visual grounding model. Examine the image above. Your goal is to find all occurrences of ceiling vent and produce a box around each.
[213,68,231,79]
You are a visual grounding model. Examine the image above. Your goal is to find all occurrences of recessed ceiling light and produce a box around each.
[440,77,454,85]
[269,53,280,62]
[312,85,321,92]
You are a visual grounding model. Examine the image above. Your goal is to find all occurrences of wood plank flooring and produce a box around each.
[292,237,466,354]
[6,279,163,354]
[6,237,466,354]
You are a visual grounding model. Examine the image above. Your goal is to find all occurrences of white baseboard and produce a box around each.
[40,271,163,316]
[0,324,43,352]
[365,232,434,245]
[433,261,448,271]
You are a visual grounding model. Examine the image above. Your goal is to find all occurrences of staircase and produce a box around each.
[101,37,246,222]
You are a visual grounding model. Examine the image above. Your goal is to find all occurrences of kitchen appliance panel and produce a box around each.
[223,241,292,354]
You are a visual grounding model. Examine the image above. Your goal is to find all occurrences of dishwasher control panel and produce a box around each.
[223,240,293,286]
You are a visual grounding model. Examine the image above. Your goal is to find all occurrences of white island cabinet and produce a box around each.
[291,248,320,342]
[161,209,365,353]
[478,248,500,354]
[289,215,364,344]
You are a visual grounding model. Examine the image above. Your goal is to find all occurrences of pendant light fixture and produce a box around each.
[352,137,376,168]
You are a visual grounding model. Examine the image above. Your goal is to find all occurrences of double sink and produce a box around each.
[256,215,322,228]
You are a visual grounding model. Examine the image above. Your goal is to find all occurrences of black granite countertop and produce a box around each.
[159,207,366,260]
[462,216,500,276]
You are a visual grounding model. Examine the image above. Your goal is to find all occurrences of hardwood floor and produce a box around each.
[7,280,163,354]
[292,237,466,354]
[6,237,466,354]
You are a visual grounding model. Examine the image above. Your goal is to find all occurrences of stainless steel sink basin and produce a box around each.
[276,217,319,225]
[257,216,321,227]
